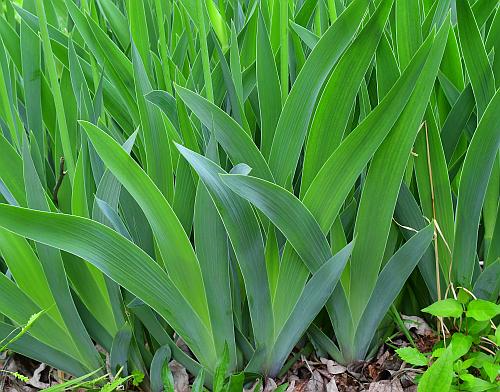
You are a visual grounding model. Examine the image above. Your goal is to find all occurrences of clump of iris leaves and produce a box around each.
[0,0,498,390]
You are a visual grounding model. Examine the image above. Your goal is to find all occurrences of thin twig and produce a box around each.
[480,336,499,347]
[434,220,452,258]
[479,345,496,356]
[52,157,66,207]
[424,124,440,299]
[392,218,419,233]
[0,355,12,391]
[424,122,444,337]
[456,287,477,300]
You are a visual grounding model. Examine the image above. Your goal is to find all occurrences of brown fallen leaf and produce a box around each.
[334,372,362,392]
[305,371,325,392]
[28,363,50,389]
[401,316,432,336]
[368,379,404,392]
[263,378,278,392]
[168,360,189,392]
[175,337,192,357]
[5,386,35,392]
[320,358,346,375]
[325,377,339,392]
[292,379,308,392]
[367,363,382,381]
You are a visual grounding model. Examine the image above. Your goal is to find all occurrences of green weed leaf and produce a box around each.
[466,300,500,321]
[396,347,429,366]
[422,299,463,318]
[418,346,454,392]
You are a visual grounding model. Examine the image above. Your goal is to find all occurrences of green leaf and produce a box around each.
[473,261,500,301]
[460,374,498,392]
[440,83,475,162]
[431,347,446,358]
[0,228,56,319]
[128,0,150,71]
[302,27,438,233]
[483,362,500,383]
[0,204,217,369]
[213,344,229,392]
[422,298,463,318]
[289,20,319,50]
[0,310,45,352]
[268,0,370,186]
[422,0,451,35]
[95,0,129,49]
[20,20,43,150]
[466,299,500,321]
[220,173,331,333]
[175,85,273,181]
[266,243,353,377]
[418,346,454,392]
[22,140,103,370]
[0,133,25,206]
[395,347,429,366]
[172,157,197,234]
[191,369,205,392]
[213,33,248,132]
[129,302,203,378]
[354,224,434,358]
[413,109,454,281]
[161,361,175,392]
[63,0,138,122]
[145,90,179,131]
[110,323,132,375]
[150,346,171,392]
[0,273,76,360]
[456,0,496,118]
[132,43,174,201]
[394,181,443,301]
[256,10,281,159]
[453,88,500,286]
[0,320,92,377]
[92,130,138,229]
[71,149,90,218]
[229,23,243,104]
[375,33,400,99]
[68,38,93,124]
[80,121,211,332]
[220,172,356,367]
[176,144,274,364]
[194,142,236,366]
[221,174,331,273]
[307,324,342,363]
[395,0,422,69]
[301,0,394,192]
[347,19,449,322]
[450,333,473,360]
[36,0,75,181]
[225,372,245,392]
[206,0,229,51]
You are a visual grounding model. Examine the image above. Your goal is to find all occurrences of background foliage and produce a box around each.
[0,0,498,390]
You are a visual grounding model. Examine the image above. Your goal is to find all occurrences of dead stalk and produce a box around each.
[52,157,66,207]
